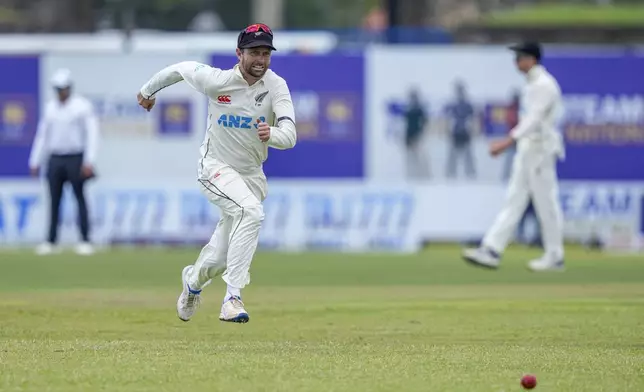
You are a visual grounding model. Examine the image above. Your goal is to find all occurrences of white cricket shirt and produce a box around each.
[28,95,100,168]
[139,61,297,176]
[510,65,564,158]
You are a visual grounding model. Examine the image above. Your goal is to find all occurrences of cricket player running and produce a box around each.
[462,42,565,272]
[136,23,296,323]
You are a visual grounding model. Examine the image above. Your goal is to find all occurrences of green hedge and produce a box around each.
[483,5,644,27]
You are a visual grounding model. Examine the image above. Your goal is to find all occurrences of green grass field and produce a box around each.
[1,245,643,391]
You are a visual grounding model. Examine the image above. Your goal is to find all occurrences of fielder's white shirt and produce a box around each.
[511,65,564,158]
[29,95,100,168]
[139,61,297,175]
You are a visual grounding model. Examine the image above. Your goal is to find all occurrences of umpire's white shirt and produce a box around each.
[29,95,100,168]
[139,62,297,177]
[511,65,564,159]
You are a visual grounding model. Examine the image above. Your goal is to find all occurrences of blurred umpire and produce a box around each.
[28,69,100,256]
[462,42,566,272]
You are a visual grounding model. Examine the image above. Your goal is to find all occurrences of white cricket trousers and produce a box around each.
[188,159,267,290]
[482,146,564,260]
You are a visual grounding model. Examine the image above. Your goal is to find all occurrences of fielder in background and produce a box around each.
[29,69,100,256]
[462,42,565,272]
[137,23,297,324]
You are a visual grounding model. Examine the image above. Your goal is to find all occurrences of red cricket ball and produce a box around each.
[521,374,537,389]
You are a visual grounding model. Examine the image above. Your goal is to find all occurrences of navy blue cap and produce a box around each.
[237,24,276,51]
[509,42,542,61]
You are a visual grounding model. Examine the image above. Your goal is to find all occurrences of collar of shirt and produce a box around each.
[53,94,78,108]
[233,64,266,86]
[526,64,544,82]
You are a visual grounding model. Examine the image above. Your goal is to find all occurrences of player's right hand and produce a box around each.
[137,92,156,112]
[29,167,39,177]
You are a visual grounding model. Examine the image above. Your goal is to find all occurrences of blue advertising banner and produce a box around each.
[210,53,364,178]
[0,56,39,177]
[544,51,644,180]
[157,100,193,136]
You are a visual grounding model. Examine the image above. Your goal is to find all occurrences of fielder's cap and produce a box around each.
[51,68,73,89]
[509,41,542,61]
[237,23,276,51]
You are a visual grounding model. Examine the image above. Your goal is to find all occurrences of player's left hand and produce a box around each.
[489,137,514,157]
[137,92,156,112]
[257,120,270,142]
[81,164,95,179]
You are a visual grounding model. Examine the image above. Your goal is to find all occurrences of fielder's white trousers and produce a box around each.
[188,159,267,290]
[482,145,564,260]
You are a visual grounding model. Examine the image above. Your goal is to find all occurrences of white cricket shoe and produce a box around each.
[35,242,60,256]
[462,247,500,269]
[219,296,249,323]
[177,266,201,322]
[74,242,95,256]
[527,257,565,272]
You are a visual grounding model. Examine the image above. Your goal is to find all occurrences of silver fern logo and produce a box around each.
[255,91,269,106]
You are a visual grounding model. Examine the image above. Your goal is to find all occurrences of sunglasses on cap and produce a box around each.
[244,23,273,35]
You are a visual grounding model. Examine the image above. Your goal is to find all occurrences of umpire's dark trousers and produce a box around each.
[46,153,90,244]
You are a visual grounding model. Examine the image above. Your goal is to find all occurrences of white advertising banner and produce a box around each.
[1,180,642,252]
[40,53,210,181]
[365,45,524,184]
[0,180,423,253]
[558,182,643,251]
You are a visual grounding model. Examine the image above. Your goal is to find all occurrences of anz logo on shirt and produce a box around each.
[216,114,267,129]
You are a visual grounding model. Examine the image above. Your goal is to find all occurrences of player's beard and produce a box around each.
[244,59,267,78]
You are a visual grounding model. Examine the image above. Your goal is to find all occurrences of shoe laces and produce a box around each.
[183,288,201,309]
[228,296,244,309]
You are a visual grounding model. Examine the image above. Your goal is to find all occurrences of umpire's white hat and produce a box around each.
[51,68,73,89]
